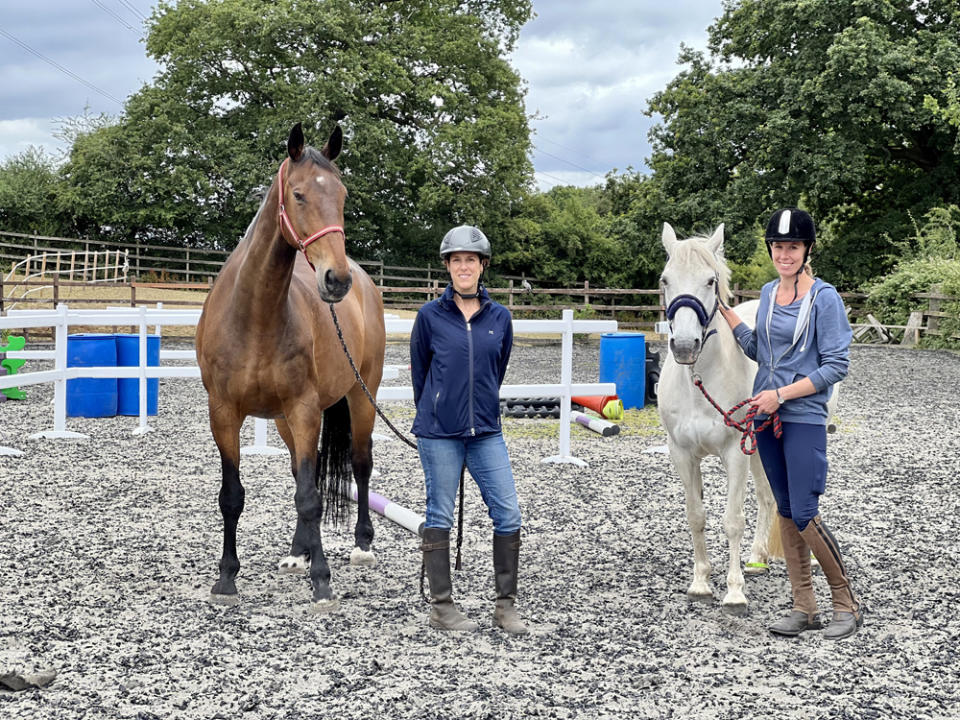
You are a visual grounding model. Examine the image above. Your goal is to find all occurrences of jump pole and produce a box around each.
[348,481,425,537]
[570,410,620,437]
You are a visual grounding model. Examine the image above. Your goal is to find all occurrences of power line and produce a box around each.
[0,26,125,107]
[532,146,608,183]
[90,0,139,34]
[117,0,148,22]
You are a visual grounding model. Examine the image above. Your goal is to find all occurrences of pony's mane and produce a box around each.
[670,235,733,303]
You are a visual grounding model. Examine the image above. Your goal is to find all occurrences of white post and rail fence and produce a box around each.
[0,306,616,466]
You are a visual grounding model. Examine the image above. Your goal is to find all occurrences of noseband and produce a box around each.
[276,159,345,271]
[664,275,720,346]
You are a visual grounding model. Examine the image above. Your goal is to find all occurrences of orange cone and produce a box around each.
[571,395,624,421]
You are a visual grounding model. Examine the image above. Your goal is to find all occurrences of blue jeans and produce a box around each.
[417,432,522,534]
[754,421,828,531]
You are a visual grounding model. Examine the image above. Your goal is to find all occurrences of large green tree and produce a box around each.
[644,0,960,289]
[60,0,533,259]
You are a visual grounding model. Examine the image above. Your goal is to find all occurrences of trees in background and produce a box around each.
[51,0,534,259]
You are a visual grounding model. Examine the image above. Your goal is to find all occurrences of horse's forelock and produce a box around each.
[302,146,341,177]
[668,236,732,303]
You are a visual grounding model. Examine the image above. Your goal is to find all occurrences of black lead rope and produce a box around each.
[328,304,470,601]
[328,303,417,450]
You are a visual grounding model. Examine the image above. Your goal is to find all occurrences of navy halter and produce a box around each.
[664,277,720,345]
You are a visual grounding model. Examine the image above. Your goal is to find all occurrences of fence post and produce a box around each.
[186,249,191,282]
[508,279,515,308]
[0,272,4,314]
[928,284,942,337]
[584,280,590,306]
[53,275,59,307]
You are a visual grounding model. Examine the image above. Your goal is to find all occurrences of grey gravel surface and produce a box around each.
[0,340,958,719]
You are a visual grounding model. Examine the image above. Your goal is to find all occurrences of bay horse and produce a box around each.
[656,223,776,614]
[195,123,385,612]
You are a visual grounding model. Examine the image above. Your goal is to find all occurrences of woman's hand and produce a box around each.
[750,389,781,415]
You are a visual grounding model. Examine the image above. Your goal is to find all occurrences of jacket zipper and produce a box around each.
[467,320,475,436]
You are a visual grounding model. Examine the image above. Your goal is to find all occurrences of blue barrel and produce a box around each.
[67,334,117,417]
[115,334,160,416]
[599,332,646,410]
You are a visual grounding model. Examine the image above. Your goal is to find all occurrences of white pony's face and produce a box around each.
[659,222,725,365]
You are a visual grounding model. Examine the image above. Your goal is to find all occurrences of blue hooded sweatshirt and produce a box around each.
[733,277,852,424]
[410,284,513,438]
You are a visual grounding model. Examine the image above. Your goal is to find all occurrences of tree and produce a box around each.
[644,0,960,288]
[0,147,69,238]
[60,0,533,259]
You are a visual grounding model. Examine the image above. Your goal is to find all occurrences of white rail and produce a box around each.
[1,305,617,465]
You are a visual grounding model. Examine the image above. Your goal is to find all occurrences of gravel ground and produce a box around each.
[1,339,958,719]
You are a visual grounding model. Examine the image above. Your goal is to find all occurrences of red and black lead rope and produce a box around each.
[692,375,782,454]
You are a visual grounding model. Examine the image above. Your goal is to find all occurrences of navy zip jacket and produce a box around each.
[410,284,513,438]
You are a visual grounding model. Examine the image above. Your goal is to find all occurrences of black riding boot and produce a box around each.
[493,531,529,635]
[421,528,477,631]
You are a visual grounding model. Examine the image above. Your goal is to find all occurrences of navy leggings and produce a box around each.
[754,421,828,532]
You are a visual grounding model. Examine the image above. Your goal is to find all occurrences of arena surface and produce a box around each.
[1,340,958,719]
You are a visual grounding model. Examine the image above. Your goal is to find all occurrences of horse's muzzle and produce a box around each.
[318,268,352,302]
[670,337,701,365]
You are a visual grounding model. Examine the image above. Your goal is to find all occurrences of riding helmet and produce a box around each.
[439,225,491,260]
[764,208,815,256]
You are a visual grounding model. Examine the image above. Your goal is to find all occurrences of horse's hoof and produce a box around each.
[308,597,340,615]
[686,591,714,604]
[721,602,748,617]
[208,592,240,606]
[349,547,376,567]
[744,562,769,575]
[278,555,309,574]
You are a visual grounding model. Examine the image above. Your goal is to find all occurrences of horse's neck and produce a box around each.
[231,184,297,324]
[691,318,745,384]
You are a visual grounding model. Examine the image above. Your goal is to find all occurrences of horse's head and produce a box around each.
[277,123,352,302]
[659,222,731,365]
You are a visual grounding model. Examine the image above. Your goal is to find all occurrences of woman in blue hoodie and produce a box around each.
[719,208,862,640]
[410,225,527,635]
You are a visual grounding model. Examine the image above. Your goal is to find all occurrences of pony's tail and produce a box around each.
[318,396,353,526]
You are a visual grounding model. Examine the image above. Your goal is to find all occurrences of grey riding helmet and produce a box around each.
[764,208,816,258]
[439,225,491,260]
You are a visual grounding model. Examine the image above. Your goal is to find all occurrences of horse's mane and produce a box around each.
[670,235,733,304]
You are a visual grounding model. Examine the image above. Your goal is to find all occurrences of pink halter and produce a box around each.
[276,159,344,270]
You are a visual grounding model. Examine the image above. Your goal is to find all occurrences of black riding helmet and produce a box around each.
[765,208,816,260]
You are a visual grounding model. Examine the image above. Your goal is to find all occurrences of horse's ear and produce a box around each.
[708,224,725,258]
[321,125,343,162]
[661,222,678,256]
[288,123,305,162]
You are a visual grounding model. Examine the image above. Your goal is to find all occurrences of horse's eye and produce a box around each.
[659,277,667,286]
[293,191,305,202]
[707,278,715,287]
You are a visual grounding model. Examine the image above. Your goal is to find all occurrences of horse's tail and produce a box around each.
[318,396,352,526]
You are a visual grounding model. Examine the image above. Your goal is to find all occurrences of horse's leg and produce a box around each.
[718,447,750,613]
[745,452,775,574]
[347,385,376,567]
[285,411,338,611]
[208,403,245,604]
[670,445,713,600]
[274,418,312,575]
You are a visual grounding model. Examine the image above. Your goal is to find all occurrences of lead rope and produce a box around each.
[692,374,782,454]
[328,304,470,603]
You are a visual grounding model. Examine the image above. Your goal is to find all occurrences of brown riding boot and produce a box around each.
[493,531,529,635]
[769,516,822,636]
[800,515,863,640]
[421,528,478,631]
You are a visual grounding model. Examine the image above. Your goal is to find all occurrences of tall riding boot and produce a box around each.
[800,515,863,640]
[769,516,822,636]
[493,531,529,635]
[421,528,477,631]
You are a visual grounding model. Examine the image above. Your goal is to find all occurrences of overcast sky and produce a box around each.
[0,1,723,190]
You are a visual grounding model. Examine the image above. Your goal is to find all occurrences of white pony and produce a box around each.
[657,223,776,614]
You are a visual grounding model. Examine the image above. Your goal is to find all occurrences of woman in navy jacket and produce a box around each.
[720,208,862,640]
[410,225,527,634]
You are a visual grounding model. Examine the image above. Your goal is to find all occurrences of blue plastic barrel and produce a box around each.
[599,332,646,410]
[115,334,160,415]
[67,334,118,417]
